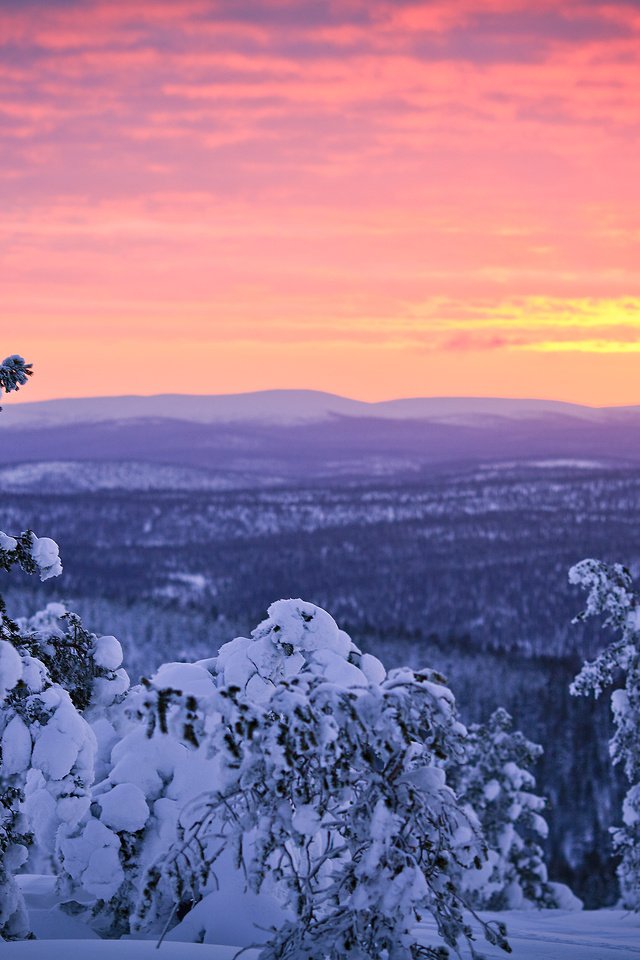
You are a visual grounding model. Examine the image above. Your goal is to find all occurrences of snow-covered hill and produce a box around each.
[1,391,639,484]
[2,390,635,429]
[0,390,360,428]
[0,460,269,493]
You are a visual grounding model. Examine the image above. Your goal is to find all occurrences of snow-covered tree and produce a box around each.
[133,600,511,959]
[1,540,132,941]
[0,355,32,409]
[0,633,31,939]
[447,708,566,910]
[569,558,640,910]
[1,355,130,937]
[57,658,217,938]
[0,530,70,938]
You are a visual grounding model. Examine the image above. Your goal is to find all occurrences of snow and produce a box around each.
[93,635,124,672]
[150,661,217,698]
[93,667,130,708]
[59,818,124,898]
[1,586,634,954]
[0,461,253,493]
[29,534,62,581]
[170,572,208,592]
[0,532,18,552]
[1,715,32,774]
[622,783,640,827]
[107,735,164,796]
[0,640,22,697]
[259,598,351,656]
[484,778,501,801]
[549,883,585,912]
[401,765,446,792]
[628,607,640,631]
[94,783,150,833]
[31,694,94,780]
[0,942,259,959]
[527,459,610,469]
[309,647,368,686]
[359,651,386,684]
[291,803,322,835]
[419,909,640,959]
[167,889,292,948]
[214,600,385,706]
[2,910,639,959]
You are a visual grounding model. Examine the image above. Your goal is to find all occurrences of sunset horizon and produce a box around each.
[2,5,640,952]
[3,0,639,405]
[5,380,640,409]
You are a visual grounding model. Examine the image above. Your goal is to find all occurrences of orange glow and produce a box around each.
[2,1,639,405]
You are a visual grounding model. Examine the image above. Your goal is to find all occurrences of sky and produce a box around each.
[2,0,639,405]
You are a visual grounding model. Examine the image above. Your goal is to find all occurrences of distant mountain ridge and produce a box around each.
[3,389,638,429]
[1,390,639,485]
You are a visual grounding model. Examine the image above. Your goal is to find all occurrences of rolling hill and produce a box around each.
[1,391,639,486]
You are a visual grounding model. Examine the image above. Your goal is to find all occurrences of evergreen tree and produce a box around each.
[0,531,74,939]
[134,600,511,959]
[570,558,640,910]
[56,657,215,938]
[0,355,32,409]
[0,357,126,939]
[447,708,563,910]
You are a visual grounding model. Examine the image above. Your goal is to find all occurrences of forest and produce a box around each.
[4,461,639,907]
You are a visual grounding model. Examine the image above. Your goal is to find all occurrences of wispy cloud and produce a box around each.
[2,0,639,402]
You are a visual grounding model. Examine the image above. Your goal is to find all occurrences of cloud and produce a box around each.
[522,339,640,353]
[1,0,638,401]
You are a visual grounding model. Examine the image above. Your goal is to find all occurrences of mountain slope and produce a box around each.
[1,391,639,484]
[3,390,634,429]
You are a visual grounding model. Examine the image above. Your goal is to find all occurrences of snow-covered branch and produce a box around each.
[0,531,62,583]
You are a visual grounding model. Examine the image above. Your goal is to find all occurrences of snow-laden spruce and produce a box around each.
[0,355,32,409]
[446,708,579,911]
[123,599,511,959]
[569,559,640,910]
[0,532,129,940]
[0,529,70,938]
[3,579,579,954]
[56,657,219,938]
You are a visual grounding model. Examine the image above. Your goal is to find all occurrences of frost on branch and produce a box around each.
[0,531,62,583]
[0,355,32,409]
[447,708,577,911]
[569,558,640,909]
[135,601,511,960]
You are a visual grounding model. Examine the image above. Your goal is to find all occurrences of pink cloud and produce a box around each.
[1,0,638,403]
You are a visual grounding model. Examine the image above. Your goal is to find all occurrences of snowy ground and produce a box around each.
[6,883,640,960]
[418,910,640,959]
[0,946,251,960]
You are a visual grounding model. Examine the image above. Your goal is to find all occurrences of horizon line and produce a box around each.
[3,388,639,412]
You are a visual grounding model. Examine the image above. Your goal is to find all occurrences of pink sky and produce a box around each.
[2,0,639,404]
